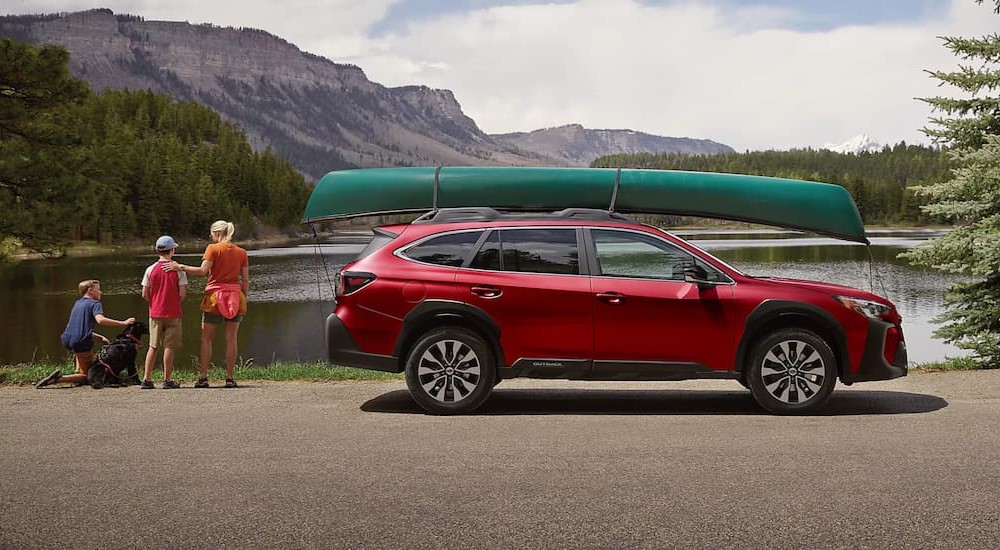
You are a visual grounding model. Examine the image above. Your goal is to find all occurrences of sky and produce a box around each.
[5,0,998,151]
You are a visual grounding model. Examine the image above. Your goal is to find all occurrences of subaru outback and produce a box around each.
[326,207,906,415]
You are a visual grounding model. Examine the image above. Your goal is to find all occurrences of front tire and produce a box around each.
[747,328,836,414]
[404,327,496,415]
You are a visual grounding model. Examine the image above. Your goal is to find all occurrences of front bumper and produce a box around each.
[842,318,907,384]
[326,313,400,373]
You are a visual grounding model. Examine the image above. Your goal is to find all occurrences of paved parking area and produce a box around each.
[2,371,998,548]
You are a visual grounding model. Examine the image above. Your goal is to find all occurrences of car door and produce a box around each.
[588,228,734,372]
[455,227,593,368]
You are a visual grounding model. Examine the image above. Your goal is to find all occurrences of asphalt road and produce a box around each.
[2,370,999,549]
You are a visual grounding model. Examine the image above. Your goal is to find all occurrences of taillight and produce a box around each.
[337,271,376,296]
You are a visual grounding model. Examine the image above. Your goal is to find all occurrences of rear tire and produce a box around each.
[405,327,496,415]
[747,328,836,414]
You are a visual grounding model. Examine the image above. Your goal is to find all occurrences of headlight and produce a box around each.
[834,295,892,320]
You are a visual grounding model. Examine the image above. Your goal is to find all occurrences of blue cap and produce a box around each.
[155,235,178,251]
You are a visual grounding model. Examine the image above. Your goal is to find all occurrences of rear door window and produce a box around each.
[469,230,501,270]
[497,228,580,275]
[401,230,483,267]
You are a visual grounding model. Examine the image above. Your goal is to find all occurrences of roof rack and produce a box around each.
[412,207,636,224]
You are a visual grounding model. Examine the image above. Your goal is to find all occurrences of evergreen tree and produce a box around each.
[2,39,310,253]
[901,0,1000,366]
[592,145,950,225]
[0,39,89,250]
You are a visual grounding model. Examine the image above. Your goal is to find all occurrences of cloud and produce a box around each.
[7,0,398,53]
[6,0,996,150]
[329,0,998,151]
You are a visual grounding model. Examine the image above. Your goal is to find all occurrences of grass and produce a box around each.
[3,357,994,386]
[0,360,403,386]
[910,356,994,372]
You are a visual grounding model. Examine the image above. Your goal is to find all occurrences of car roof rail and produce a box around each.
[553,208,634,221]
[412,207,636,224]
[413,208,502,223]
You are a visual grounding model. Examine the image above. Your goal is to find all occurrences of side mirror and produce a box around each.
[683,264,716,290]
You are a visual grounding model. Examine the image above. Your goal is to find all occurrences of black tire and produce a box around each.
[747,328,836,414]
[404,326,496,415]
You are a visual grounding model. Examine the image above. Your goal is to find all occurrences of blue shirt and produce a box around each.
[60,297,104,352]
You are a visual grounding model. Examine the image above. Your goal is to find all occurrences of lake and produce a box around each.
[0,228,966,368]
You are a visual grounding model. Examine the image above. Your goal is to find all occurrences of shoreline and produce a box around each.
[4,221,952,262]
[4,231,320,262]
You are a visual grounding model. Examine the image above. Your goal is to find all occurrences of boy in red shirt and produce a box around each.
[140,236,188,389]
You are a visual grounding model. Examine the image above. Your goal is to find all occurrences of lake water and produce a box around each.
[0,228,967,368]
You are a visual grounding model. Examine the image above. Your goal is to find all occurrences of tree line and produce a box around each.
[0,38,311,254]
[591,144,954,226]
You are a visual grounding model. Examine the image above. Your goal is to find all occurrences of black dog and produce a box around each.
[87,321,149,389]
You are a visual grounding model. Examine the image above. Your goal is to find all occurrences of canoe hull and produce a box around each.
[302,167,868,243]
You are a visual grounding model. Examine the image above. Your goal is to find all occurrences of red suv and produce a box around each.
[327,208,906,414]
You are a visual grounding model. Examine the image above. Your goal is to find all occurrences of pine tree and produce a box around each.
[901,0,1000,366]
[0,39,89,251]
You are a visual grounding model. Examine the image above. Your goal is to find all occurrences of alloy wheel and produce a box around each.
[759,339,826,405]
[417,339,482,403]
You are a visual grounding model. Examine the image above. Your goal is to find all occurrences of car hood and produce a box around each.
[755,276,890,304]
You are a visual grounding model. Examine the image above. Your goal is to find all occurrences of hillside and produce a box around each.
[0,9,560,180]
[0,10,735,178]
[494,124,734,166]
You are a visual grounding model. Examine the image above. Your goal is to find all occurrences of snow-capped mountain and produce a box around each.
[822,134,883,154]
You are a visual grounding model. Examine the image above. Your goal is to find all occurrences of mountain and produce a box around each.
[493,124,735,166]
[822,134,883,155]
[0,10,735,178]
[0,9,564,180]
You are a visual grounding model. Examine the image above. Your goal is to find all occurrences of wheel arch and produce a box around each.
[735,300,848,380]
[393,300,505,372]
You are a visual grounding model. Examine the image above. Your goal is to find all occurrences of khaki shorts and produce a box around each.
[149,317,182,349]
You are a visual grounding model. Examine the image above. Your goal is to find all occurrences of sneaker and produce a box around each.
[194,378,209,388]
[140,379,154,389]
[36,369,61,389]
[162,380,180,389]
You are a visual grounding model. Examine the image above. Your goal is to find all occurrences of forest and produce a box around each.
[1,39,311,254]
[592,145,954,226]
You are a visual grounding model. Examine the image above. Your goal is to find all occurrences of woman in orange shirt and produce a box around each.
[168,220,249,388]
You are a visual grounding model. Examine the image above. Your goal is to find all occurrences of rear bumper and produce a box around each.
[326,313,400,373]
[842,318,907,384]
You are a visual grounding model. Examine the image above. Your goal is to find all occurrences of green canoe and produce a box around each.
[302,167,868,243]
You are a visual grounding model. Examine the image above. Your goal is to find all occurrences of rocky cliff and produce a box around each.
[1,10,733,178]
[1,9,562,179]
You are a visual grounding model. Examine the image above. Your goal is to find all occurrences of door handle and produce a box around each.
[471,286,502,299]
[596,292,626,304]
